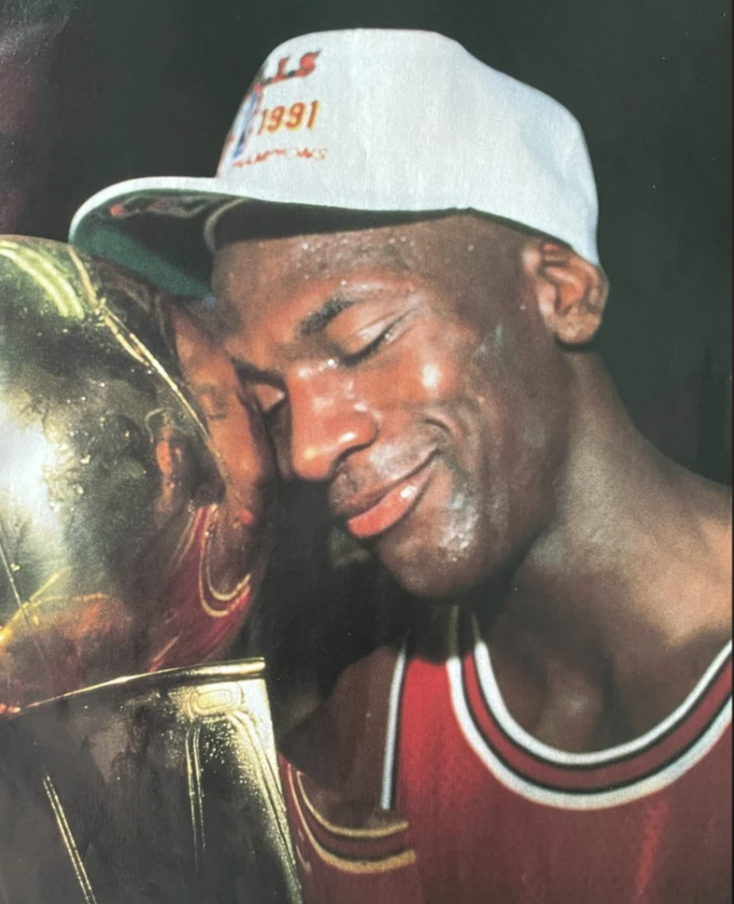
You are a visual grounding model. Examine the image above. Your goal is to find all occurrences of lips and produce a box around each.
[342,455,438,540]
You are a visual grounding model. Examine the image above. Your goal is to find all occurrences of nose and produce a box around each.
[286,371,378,482]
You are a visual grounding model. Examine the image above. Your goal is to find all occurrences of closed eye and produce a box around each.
[340,312,411,368]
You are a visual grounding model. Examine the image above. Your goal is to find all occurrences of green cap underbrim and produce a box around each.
[72,221,211,298]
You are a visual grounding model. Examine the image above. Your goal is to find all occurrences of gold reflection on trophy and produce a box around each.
[0,236,274,708]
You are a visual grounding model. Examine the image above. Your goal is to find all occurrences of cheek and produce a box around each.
[469,321,524,386]
[418,321,477,399]
[371,322,473,407]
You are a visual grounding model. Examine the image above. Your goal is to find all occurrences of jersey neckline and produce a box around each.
[443,609,732,807]
[466,612,733,765]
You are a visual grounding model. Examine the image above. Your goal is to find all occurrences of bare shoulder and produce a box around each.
[681,470,731,631]
[648,469,732,708]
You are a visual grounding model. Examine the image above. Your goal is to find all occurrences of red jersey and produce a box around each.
[282,610,732,904]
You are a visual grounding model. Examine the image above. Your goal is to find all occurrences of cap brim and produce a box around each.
[69,176,456,296]
[69,176,253,296]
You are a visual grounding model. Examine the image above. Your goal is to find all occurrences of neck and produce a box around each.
[481,354,731,677]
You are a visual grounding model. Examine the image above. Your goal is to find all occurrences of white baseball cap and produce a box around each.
[69,29,600,294]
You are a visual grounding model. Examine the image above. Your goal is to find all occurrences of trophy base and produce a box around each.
[0,660,302,904]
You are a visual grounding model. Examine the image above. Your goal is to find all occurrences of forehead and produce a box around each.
[209,214,525,345]
[214,219,453,293]
[211,221,425,338]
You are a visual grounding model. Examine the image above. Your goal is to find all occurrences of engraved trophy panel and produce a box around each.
[0,661,302,903]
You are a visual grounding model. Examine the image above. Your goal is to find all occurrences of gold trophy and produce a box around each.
[0,237,301,902]
[0,661,302,904]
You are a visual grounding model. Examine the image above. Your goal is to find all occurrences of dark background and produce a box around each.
[6,0,734,480]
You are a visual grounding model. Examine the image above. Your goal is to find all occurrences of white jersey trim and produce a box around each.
[381,644,408,811]
[447,610,732,810]
[470,615,733,766]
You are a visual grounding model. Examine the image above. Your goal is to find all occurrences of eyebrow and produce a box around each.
[298,296,355,338]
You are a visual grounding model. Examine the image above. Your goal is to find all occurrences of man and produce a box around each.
[69,30,731,904]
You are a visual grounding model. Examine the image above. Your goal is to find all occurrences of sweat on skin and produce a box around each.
[197,211,730,752]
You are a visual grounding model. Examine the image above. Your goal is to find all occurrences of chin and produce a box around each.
[375,486,496,600]
[377,536,489,602]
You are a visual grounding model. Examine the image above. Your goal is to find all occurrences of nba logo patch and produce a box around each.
[230,85,263,163]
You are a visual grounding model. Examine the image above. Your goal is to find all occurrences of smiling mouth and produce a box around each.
[343,456,438,541]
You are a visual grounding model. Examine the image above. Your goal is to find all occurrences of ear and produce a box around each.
[522,240,608,345]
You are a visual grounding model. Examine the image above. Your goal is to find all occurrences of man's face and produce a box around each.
[211,215,571,599]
